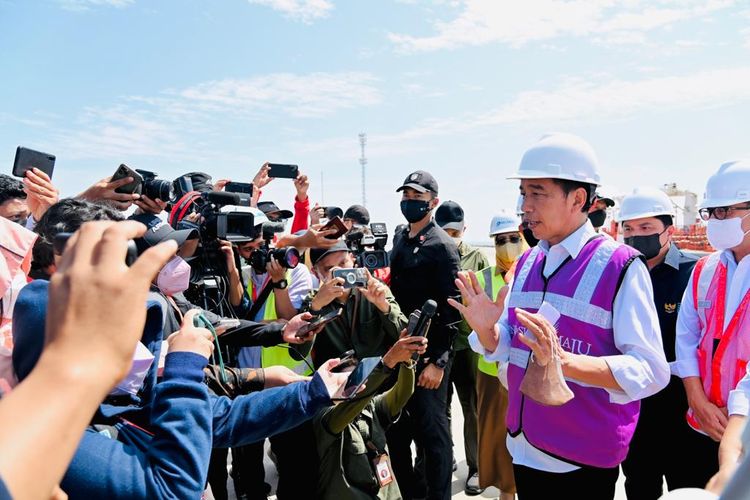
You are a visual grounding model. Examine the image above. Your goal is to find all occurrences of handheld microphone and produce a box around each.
[410,299,437,338]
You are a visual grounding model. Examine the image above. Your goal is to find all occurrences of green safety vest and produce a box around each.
[475,266,506,377]
[248,273,313,375]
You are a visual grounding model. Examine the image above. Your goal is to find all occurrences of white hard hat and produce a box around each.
[508,132,602,186]
[701,160,750,209]
[616,187,675,222]
[489,212,521,236]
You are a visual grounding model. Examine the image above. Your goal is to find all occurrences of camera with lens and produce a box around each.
[249,225,300,273]
[136,169,175,202]
[346,223,389,270]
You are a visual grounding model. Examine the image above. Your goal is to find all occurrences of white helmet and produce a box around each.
[508,132,602,186]
[701,160,750,209]
[616,187,675,222]
[489,212,521,236]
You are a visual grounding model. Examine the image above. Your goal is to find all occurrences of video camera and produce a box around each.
[346,222,389,270]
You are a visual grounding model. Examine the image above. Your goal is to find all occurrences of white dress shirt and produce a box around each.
[673,250,750,381]
[469,220,670,472]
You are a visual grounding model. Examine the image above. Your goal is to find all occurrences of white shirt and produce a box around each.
[673,250,750,380]
[469,220,670,472]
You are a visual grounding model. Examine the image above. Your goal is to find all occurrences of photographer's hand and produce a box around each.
[316,358,350,399]
[219,240,244,307]
[213,179,230,192]
[134,195,167,215]
[382,332,428,368]
[0,220,177,500]
[310,204,324,225]
[311,277,345,312]
[22,167,59,221]
[282,312,326,343]
[266,257,286,283]
[359,269,389,313]
[77,175,140,210]
[253,163,274,189]
[263,366,311,388]
[294,173,309,202]
[166,310,215,359]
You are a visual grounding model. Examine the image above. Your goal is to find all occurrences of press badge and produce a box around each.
[373,454,394,487]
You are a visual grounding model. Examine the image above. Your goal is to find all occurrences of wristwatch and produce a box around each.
[272,279,288,290]
[433,356,448,369]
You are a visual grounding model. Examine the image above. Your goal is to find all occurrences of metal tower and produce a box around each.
[359,132,367,207]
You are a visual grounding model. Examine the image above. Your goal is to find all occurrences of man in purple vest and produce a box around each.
[449,133,670,499]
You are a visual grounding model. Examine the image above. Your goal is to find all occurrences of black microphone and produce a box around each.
[202,191,241,206]
[410,299,437,338]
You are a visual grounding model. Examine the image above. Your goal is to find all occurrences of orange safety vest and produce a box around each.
[688,252,750,432]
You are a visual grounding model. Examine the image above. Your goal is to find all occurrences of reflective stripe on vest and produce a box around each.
[476,266,506,377]
[688,252,750,431]
[508,242,617,330]
[248,273,313,376]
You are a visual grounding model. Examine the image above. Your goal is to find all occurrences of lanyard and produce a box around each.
[252,275,272,303]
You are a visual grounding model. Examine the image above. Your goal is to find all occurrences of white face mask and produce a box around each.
[707,213,750,250]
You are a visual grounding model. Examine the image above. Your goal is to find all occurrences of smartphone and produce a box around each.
[53,232,138,266]
[295,308,344,338]
[333,356,381,400]
[267,163,299,179]
[331,349,357,373]
[332,268,368,289]
[225,181,254,195]
[407,310,421,335]
[320,216,348,239]
[111,164,143,195]
[12,146,55,179]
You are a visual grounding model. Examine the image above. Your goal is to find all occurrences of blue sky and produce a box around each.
[2,0,750,242]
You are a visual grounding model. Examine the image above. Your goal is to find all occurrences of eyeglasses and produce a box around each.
[699,205,750,221]
[495,235,521,246]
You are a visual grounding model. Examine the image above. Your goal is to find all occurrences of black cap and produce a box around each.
[129,213,198,254]
[310,240,350,266]
[343,205,370,225]
[435,201,465,231]
[257,201,294,220]
[175,172,212,193]
[324,206,343,219]
[595,193,615,207]
[396,170,438,195]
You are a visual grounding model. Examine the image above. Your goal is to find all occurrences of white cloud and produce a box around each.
[174,72,380,118]
[57,0,134,11]
[247,0,333,23]
[298,66,750,159]
[388,0,736,52]
[49,71,380,160]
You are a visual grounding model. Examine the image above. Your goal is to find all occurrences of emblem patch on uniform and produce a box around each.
[664,303,677,314]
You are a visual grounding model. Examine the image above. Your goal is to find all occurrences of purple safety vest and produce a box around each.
[506,236,641,468]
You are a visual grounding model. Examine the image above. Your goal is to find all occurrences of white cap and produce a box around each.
[616,187,676,222]
[701,160,750,209]
[508,132,602,186]
[489,212,522,236]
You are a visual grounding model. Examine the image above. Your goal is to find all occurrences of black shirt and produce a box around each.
[389,219,461,364]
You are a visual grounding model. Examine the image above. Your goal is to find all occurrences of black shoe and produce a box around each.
[464,471,484,496]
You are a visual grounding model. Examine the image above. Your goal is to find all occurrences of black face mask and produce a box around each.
[521,223,539,247]
[624,231,666,260]
[400,199,431,224]
[588,209,607,228]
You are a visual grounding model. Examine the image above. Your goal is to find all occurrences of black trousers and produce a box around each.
[387,358,453,500]
[622,376,720,499]
[513,463,619,500]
